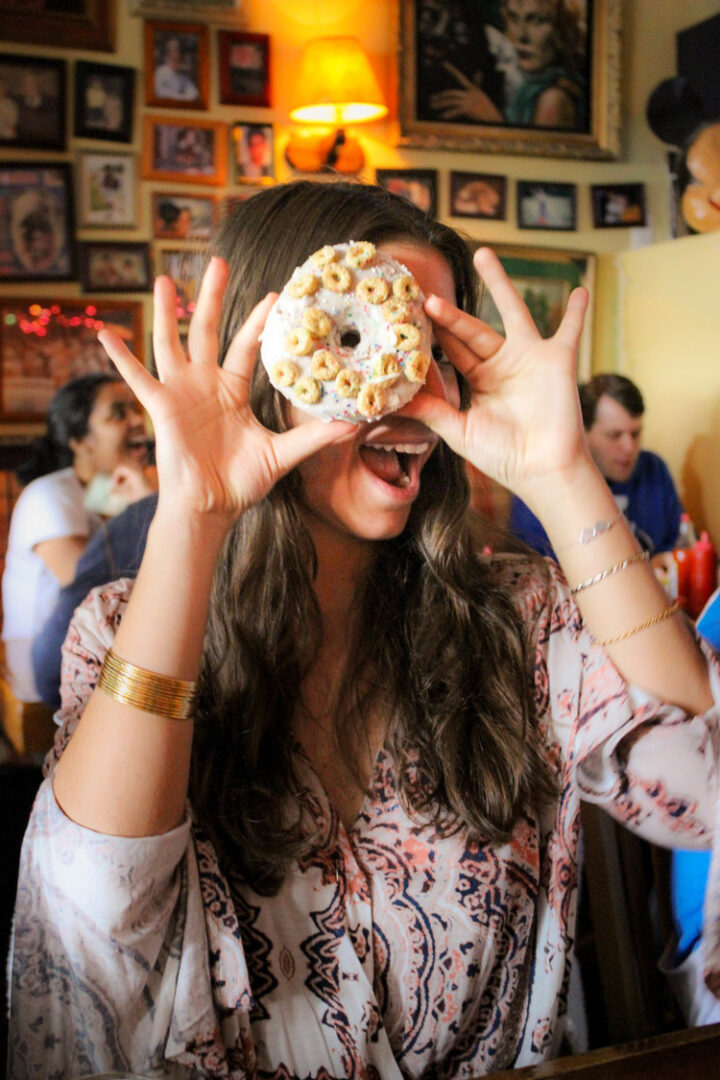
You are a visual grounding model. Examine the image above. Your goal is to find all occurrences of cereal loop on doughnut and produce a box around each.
[335,369,363,398]
[357,383,386,418]
[346,241,376,268]
[311,245,337,268]
[272,360,301,387]
[373,353,401,384]
[405,350,430,384]
[302,307,332,338]
[288,272,319,298]
[311,349,341,381]
[394,323,421,351]
[382,298,412,323]
[357,276,390,304]
[294,376,322,405]
[393,275,420,301]
[285,328,314,356]
[322,263,352,293]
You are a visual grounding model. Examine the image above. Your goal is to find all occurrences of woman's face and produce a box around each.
[288,242,460,547]
[504,0,558,73]
[72,382,147,476]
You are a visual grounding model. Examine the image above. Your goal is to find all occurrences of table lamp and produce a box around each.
[286,36,388,173]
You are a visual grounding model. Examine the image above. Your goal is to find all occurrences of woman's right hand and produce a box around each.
[98,257,354,525]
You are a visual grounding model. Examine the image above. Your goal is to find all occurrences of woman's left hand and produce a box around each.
[402,247,590,505]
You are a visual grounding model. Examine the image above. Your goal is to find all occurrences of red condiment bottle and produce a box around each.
[689,531,717,618]
[674,512,697,611]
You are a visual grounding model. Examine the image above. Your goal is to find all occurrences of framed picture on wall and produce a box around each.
[449,171,506,220]
[0,163,75,282]
[79,241,152,292]
[151,192,217,240]
[145,21,210,110]
[0,54,66,150]
[398,0,621,160]
[74,61,135,143]
[0,0,116,51]
[232,122,275,182]
[375,168,438,217]
[218,31,271,106]
[78,151,137,227]
[156,247,207,320]
[517,181,577,231]
[0,297,142,421]
[591,183,647,227]
[142,115,227,186]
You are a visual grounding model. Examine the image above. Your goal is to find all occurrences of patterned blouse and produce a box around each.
[9,557,720,1079]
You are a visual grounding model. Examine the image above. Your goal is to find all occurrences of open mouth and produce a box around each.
[358,441,432,489]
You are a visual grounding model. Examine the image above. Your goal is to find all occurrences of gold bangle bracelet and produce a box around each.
[591,600,681,648]
[98,648,198,720]
[571,550,649,595]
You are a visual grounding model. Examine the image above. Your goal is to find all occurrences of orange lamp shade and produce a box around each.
[289,36,388,125]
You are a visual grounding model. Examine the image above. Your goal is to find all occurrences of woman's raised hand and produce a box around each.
[98,257,353,523]
[402,247,590,503]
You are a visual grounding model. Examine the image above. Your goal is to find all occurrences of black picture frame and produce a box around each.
[449,170,506,220]
[74,60,135,144]
[516,181,577,231]
[0,162,76,282]
[375,168,438,218]
[79,241,152,293]
[0,53,66,150]
[591,183,647,228]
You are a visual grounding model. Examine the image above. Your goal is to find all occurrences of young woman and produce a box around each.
[9,181,719,1078]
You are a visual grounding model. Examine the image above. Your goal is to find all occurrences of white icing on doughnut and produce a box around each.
[260,242,432,423]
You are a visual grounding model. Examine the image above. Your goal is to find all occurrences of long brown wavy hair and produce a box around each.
[190,180,556,895]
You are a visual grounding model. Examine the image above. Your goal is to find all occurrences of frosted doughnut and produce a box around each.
[260,242,433,422]
[405,350,431,383]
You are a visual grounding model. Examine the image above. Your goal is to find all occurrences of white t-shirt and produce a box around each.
[1,467,100,641]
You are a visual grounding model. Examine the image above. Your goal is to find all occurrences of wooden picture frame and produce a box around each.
[0,297,142,421]
[0,54,67,150]
[399,0,621,159]
[0,163,75,282]
[74,60,135,144]
[591,183,647,228]
[142,115,227,187]
[232,122,275,183]
[218,30,271,106]
[151,192,217,240]
[375,168,438,217]
[145,21,210,110]
[0,0,116,52]
[155,246,207,320]
[449,171,506,220]
[517,181,577,231]
[79,241,152,292]
[77,151,137,228]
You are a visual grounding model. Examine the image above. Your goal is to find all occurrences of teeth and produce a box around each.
[366,442,430,455]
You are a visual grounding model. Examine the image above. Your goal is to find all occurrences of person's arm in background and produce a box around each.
[32,494,158,710]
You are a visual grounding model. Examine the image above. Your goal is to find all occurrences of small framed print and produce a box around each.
[145,21,209,110]
[232,123,275,183]
[0,54,66,150]
[78,151,137,228]
[79,241,152,292]
[219,31,271,107]
[74,61,135,144]
[151,192,216,240]
[142,116,227,187]
[449,171,506,220]
[0,163,75,282]
[375,168,438,217]
[156,246,207,320]
[591,183,647,228]
[517,181,577,231]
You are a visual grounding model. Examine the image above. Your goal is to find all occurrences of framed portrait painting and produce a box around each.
[142,116,227,186]
[74,61,135,143]
[219,31,271,106]
[375,168,438,217]
[399,0,621,159]
[79,241,152,292]
[0,54,66,150]
[449,171,506,219]
[145,21,210,110]
[0,297,142,421]
[151,192,216,240]
[0,163,75,282]
[517,181,577,231]
[591,183,647,227]
[232,123,274,183]
[78,151,137,227]
[0,0,115,51]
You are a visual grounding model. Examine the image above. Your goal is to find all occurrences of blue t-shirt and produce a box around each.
[509,450,683,558]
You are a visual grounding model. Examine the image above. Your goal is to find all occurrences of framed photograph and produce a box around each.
[151,192,216,240]
[399,0,621,159]
[232,123,275,183]
[473,243,595,380]
[0,0,115,51]
[449,171,506,220]
[74,61,135,143]
[591,183,647,228]
[0,163,75,282]
[79,241,152,292]
[78,151,137,227]
[375,168,437,217]
[145,21,209,109]
[0,297,142,421]
[0,54,66,150]
[130,0,243,16]
[219,31,271,106]
[142,115,227,186]
[156,247,207,320]
[517,181,576,231]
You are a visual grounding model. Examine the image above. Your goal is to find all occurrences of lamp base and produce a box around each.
[285,128,364,174]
